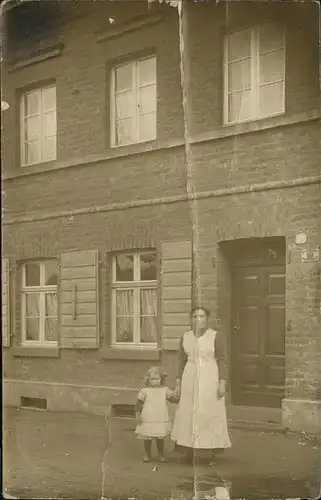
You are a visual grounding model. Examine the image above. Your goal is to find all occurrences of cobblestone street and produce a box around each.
[3,408,320,499]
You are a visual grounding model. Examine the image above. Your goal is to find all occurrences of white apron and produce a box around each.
[171,329,231,449]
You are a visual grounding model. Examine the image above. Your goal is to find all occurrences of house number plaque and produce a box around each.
[300,249,320,263]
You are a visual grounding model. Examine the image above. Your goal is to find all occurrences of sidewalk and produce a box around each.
[3,407,320,500]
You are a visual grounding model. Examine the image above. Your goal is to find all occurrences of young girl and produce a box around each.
[135,366,177,463]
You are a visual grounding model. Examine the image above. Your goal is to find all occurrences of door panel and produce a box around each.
[232,265,285,408]
[239,305,260,354]
[240,273,261,297]
[267,273,285,296]
[266,305,285,354]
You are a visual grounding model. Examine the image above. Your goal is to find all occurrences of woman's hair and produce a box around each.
[191,306,210,318]
[143,366,167,387]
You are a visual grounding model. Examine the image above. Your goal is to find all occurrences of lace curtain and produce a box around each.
[25,292,57,342]
[116,288,157,343]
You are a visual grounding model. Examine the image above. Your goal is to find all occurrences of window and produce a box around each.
[20,85,57,166]
[111,251,158,347]
[110,56,157,146]
[21,260,58,345]
[224,24,285,124]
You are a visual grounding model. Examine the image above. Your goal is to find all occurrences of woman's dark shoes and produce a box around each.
[209,448,226,466]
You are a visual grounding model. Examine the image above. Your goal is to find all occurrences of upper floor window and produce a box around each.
[111,251,157,347]
[110,56,157,147]
[20,85,57,166]
[21,260,58,345]
[224,24,285,124]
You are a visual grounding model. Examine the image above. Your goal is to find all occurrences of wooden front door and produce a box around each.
[231,261,285,408]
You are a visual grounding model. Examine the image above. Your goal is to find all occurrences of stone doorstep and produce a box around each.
[226,404,285,433]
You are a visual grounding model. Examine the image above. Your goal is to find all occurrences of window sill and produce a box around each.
[12,346,60,358]
[18,159,57,174]
[222,110,285,129]
[190,110,320,145]
[109,139,158,154]
[101,347,161,361]
[21,159,57,169]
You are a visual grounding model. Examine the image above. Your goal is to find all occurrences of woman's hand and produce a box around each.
[175,379,181,400]
[217,379,226,399]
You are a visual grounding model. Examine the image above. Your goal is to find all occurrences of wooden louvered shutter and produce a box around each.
[161,241,192,350]
[2,259,10,347]
[60,250,99,348]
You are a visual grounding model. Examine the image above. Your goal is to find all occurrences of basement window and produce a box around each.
[112,404,136,418]
[20,396,47,410]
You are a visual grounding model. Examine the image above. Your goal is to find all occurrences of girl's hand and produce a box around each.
[167,390,178,404]
[217,379,226,399]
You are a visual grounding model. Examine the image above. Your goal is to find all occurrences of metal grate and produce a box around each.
[20,396,47,410]
[112,404,135,418]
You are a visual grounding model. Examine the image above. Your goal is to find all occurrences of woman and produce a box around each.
[171,306,231,462]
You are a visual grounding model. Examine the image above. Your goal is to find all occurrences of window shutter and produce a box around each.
[2,259,10,347]
[161,242,192,350]
[60,250,99,349]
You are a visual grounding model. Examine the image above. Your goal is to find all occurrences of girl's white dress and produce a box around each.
[135,386,173,439]
[171,329,231,449]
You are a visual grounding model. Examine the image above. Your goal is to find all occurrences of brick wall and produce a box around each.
[3,1,319,215]
[2,1,320,417]
[186,0,319,137]
[4,181,319,402]
[3,201,190,387]
[3,348,179,393]
[190,121,320,193]
[4,147,187,217]
[2,2,183,179]
[191,183,321,402]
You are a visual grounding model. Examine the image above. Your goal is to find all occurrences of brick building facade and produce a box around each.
[2,0,320,432]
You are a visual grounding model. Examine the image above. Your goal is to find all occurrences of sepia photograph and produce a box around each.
[1,0,320,499]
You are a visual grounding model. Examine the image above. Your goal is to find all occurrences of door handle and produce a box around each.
[72,284,77,320]
[233,325,240,330]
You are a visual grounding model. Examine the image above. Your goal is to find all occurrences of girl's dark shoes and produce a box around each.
[143,455,166,462]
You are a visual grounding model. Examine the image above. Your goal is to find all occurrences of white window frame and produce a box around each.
[20,84,57,166]
[21,261,58,346]
[111,251,158,348]
[110,55,157,147]
[223,23,285,125]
